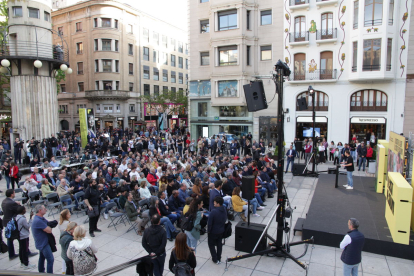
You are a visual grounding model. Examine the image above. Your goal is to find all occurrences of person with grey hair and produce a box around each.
[340,218,365,276]
[31,205,54,273]
[182,173,193,189]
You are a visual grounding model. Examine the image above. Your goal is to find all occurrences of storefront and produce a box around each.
[128,116,136,129]
[349,117,386,143]
[95,118,101,130]
[169,115,187,129]
[117,117,124,129]
[259,117,278,145]
[295,116,328,140]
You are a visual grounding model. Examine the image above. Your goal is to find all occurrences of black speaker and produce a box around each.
[235,221,267,253]
[292,164,307,176]
[243,81,268,112]
[241,175,255,200]
[297,97,308,111]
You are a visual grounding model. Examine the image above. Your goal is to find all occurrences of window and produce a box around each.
[77,62,83,74]
[94,39,98,51]
[143,28,149,42]
[350,90,387,111]
[294,16,306,39]
[129,104,135,113]
[261,45,271,60]
[171,87,176,97]
[96,104,100,113]
[95,60,99,72]
[102,39,111,51]
[115,40,119,51]
[163,69,168,82]
[143,66,150,79]
[78,82,84,92]
[247,45,251,66]
[59,105,68,114]
[28,8,39,19]
[127,24,133,33]
[153,32,159,45]
[178,57,183,68]
[116,81,119,90]
[320,51,333,79]
[186,59,188,69]
[321,13,333,39]
[153,50,158,63]
[60,84,66,93]
[171,38,176,51]
[76,42,83,54]
[219,106,248,117]
[103,81,113,90]
[200,20,209,33]
[101,18,111,27]
[143,47,149,61]
[247,10,251,30]
[364,0,383,26]
[296,91,329,111]
[129,82,134,92]
[352,41,358,72]
[44,11,50,22]
[12,6,22,17]
[114,19,118,29]
[95,81,99,90]
[115,60,119,72]
[154,68,159,81]
[218,45,238,66]
[102,59,112,72]
[144,84,150,96]
[179,89,184,97]
[76,104,87,113]
[363,39,381,71]
[128,44,133,55]
[198,103,208,117]
[163,53,168,65]
[200,0,209,2]
[218,9,237,31]
[171,71,176,83]
[162,35,167,48]
[129,63,134,75]
[200,52,210,65]
[294,53,306,80]
[103,105,113,113]
[389,0,394,25]
[163,86,168,95]
[171,55,176,67]
[75,22,82,32]
[179,73,183,84]
[115,104,120,113]
[386,38,392,71]
[261,10,272,25]
[178,42,183,53]
[154,85,160,96]
[58,27,63,36]
[354,1,359,29]
[93,18,98,28]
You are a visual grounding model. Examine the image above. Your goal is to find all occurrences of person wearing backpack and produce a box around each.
[16,206,37,270]
[207,196,227,265]
[169,233,197,276]
[142,214,167,276]
[2,189,21,260]
[184,198,204,252]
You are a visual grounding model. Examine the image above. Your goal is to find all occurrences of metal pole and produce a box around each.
[312,92,316,174]
[247,199,250,226]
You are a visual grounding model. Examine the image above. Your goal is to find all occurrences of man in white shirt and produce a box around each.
[24,177,40,193]
[119,160,128,172]
[340,218,365,276]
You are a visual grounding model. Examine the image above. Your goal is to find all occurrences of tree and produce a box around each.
[55,69,66,93]
[0,0,10,112]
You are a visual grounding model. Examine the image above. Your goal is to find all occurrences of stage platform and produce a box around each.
[302,174,414,260]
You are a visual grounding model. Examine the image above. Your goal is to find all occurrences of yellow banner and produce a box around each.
[375,144,386,193]
[387,132,406,176]
[79,108,88,148]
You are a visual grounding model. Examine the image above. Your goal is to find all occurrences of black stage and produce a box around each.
[302,174,414,260]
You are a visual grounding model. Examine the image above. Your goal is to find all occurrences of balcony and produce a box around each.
[289,69,337,83]
[350,102,388,112]
[315,28,337,45]
[296,101,329,112]
[364,19,382,27]
[289,0,310,12]
[316,0,339,9]
[84,90,131,100]
[289,32,309,47]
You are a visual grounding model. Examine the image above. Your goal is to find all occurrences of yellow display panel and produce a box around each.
[375,145,386,193]
[385,172,413,245]
[378,140,389,190]
[79,108,88,148]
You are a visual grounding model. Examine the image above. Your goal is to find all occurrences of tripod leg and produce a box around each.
[280,248,307,269]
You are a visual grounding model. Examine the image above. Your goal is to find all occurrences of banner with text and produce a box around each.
[388,132,407,178]
[79,108,88,148]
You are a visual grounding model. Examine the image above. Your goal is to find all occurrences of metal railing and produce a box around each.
[289,69,337,81]
[362,65,381,71]
[316,28,337,40]
[352,66,357,72]
[389,19,393,25]
[364,19,382,26]
[289,31,309,43]
[353,23,358,29]
[290,0,309,6]
[350,101,388,111]
[85,90,131,98]
[0,40,69,62]
[386,64,391,71]
[296,101,329,111]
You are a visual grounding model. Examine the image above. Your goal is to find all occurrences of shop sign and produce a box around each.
[172,115,178,119]
[214,116,220,121]
[296,116,327,123]
[128,117,136,120]
[350,117,386,124]
[117,117,124,121]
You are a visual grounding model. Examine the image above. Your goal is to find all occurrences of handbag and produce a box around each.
[87,206,100,218]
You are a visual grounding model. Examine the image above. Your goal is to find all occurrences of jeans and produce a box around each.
[358,157,366,171]
[14,150,21,164]
[351,151,357,161]
[208,233,223,262]
[245,198,258,214]
[7,238,15,258]
[185,230,198,251]
[285,159,294,172]
[151,252,166,276]
[347,171,353,187]
[255,193,264,205]
[5,175,10,189]
[160,217,176,238]
[343,262,359,276]
[38,244,54,274]
[52,147,57,157]
[260,181,274,195]
[166,213,180,224]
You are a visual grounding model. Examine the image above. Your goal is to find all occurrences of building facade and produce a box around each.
[404,1,414,135]
[283,0,410,145]
[188,0,284,144]
[53,0,188,132]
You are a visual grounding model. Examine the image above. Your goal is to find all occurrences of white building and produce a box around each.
[283,0,411,145]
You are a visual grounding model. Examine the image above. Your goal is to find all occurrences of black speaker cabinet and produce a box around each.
[292,164,307,176]
[297,97,308,111]
[235,221,267,253]
[241,175,255,200]
[243,81,268,112]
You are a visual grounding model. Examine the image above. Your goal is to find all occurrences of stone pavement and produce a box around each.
[0,159,413,275]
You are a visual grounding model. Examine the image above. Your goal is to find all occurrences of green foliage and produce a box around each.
[0,1,10,109]
[55,69,66,93]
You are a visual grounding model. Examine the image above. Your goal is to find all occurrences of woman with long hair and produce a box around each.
[168,233,197,275]
[58,209,72,234]
[232,186,263,220]
[191,178,202,196]
[60,222,78,275]
[185,198,204,252]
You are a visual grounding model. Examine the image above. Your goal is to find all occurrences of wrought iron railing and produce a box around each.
[85,90,131,98]
[0,40,69,63]
[364,19,382,27]
[296,101,329,111]
[362,65,381,71]
[289,31,309,42]
[290,0,309,6]
[386,64,391,71]
[353,23,358,29]
[350,101,388,111]
[352,66,357,72]
[316,28,337,40]
[389,19,393,25]
[289,69,337,81]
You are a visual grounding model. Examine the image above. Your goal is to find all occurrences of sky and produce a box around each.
[123,0,188,30]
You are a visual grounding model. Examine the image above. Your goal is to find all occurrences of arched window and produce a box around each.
[60,120,69,130]
[296,91,329,111]
[350,90,387,111]
[294,53,306,80]
[320,51,333,79]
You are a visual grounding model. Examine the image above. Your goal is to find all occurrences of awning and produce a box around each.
[296,116,328,123]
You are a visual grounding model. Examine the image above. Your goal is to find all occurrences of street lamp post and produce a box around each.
[308,86,316,174]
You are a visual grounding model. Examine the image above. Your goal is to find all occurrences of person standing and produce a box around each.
[207,196,227,265]
[16,206,37,270]
[60,221,78,275]
[84,179,102,237]
[340,218,365,276]
[357,142,367,171]
[184,198,204,252]
[31,205,54,274]
[67,226,98,276]
[142,214,168,276]
[2,189,20,260]
[342,150,354,190]
[14,138,22,164]
[366,144,373,168]
[285,145,296,173]
[169,233,197,275]
[9,161,19,190]
[304,142,312,165]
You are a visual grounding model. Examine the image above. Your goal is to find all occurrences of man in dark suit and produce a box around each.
[285,145,297,173]
[167,190,183,212]
[158,192,180,224]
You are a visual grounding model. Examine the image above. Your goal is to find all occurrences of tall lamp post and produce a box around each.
[308,85,316,174]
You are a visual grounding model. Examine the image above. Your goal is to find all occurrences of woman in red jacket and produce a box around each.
[10,161,19,190]
[366,144,374,168]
